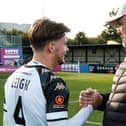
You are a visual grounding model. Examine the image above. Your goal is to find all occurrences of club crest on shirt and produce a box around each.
[55,95,64,105]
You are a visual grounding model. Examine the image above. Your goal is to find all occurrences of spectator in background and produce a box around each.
[10,59,17,66]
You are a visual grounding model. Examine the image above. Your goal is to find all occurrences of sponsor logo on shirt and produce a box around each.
[54,83,65,90]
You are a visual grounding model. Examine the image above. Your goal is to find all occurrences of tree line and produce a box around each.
[0,9,121,46]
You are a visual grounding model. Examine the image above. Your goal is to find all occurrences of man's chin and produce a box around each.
[59,60,65,65]
[59,61,64,65]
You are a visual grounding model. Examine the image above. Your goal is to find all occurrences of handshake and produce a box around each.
[79,88,103,109]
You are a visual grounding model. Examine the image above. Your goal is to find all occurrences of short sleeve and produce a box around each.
[44,77,69,122]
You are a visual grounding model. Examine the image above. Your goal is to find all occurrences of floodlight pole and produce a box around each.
[78,57,80,73]
[42,0,45,17]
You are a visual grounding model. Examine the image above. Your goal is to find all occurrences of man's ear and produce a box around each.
[48,41,55,53]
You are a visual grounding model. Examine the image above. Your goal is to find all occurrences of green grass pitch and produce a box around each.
[0,72,113,126]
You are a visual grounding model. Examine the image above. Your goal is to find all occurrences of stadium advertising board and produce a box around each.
[0,48,22,73]
[1,48,22,66]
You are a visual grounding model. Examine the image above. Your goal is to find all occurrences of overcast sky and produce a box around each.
[0,0,126,38]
